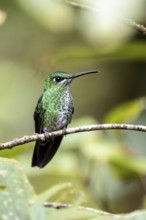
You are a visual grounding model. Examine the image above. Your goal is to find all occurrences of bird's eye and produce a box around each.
[53,77,63,83]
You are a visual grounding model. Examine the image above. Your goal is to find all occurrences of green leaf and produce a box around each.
[31,182,73,220]
[0,157,35,220]
[34,182,73,204]
[104,98,146,124]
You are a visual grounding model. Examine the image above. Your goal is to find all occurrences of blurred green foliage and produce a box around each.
[1,158,146,220]
[0,0,146,218]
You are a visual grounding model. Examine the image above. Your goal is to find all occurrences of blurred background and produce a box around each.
[0,0,146,214]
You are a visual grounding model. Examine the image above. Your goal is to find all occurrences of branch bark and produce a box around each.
[1,123,146,150]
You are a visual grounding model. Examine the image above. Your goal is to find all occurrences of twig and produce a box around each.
[1,123,146,150]
[44,202,113,216]
[124,18,146,35]
[62,0,99,12]
[62,0,146,35]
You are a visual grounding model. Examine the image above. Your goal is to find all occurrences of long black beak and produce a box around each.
[70,70,100,79]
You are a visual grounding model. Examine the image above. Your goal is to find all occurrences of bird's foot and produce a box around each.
[43,128,50,141]
[62,127,67,136]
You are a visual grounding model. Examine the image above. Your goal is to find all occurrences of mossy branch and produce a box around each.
[1,123,146,150]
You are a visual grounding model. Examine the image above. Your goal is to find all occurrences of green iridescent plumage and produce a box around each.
[32,70,99,168]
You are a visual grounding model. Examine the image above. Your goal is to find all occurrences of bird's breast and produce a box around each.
[43,89,73,131]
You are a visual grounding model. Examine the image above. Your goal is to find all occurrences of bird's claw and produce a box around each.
[62,127,67,136]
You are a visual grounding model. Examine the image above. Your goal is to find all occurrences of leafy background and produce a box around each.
[0,0,146,219]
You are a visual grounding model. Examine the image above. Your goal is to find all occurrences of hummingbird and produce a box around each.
[32,70,99,168]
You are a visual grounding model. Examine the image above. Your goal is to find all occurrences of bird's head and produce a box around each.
[44,71,72,90]
[44,70,100,90]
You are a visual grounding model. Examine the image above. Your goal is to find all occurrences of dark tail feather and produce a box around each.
[31,136,63,168]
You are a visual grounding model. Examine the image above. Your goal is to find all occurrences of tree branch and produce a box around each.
[1,123,146,150]
[62,0,146,35]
